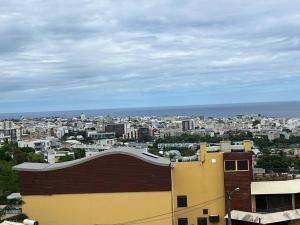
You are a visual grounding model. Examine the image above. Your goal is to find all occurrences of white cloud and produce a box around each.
[1,0,300,112]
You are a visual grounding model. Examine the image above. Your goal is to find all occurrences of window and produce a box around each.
[178,218,188,225]
[225,160,250,172]
[203,209,208,214]
[224,160,236,171]
[296,193,300,209]
[198,217,207,225]
[237,160,249,171]
[177,195,187,207]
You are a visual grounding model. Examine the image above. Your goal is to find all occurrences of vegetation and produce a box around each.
[255,151,290,172]
[58,155,74,162]
[0,142,46,204]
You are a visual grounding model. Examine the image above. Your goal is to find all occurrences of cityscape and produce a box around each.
[1,1,300,225]
[1,112,300,225]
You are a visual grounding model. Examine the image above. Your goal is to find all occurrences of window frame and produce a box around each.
[237,160,249,171]
[177,195,188,208]
[224,160,237,172]
[224,160,250,172]
[178,218,188,225]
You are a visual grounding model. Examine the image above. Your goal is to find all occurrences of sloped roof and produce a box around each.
[225,209,300,224]
[13,147,170,172]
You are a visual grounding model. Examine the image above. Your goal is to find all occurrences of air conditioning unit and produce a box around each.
[23,219,39,225]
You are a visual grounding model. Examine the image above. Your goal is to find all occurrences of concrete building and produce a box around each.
[13,141,300,225]
[14,148,172,225]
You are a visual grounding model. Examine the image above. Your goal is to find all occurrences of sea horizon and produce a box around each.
[1,101,300,119]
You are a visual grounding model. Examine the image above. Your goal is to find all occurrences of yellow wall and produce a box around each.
[172,152,226,225]
[290,219,300,225]
[22,191,172,225]
[243,140,253,152]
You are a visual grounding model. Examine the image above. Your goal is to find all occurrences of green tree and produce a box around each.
[294,158,300,170]
[13,150,28,165]
[58,155,74,162]
[255,152,289,172]
[27,152,45,163]
[73,148,85,159]
[0,160,19,204]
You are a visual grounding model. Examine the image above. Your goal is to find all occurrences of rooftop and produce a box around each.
[13,147,171,172]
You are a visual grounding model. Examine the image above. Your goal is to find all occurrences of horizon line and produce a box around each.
[1,100,300,116]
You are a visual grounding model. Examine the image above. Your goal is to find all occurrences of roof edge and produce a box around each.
[13,149,171,172]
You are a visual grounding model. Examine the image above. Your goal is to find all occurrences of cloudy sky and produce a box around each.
[1,0,300,113]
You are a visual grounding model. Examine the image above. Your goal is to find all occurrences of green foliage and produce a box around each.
[182,148,196,156]
[0,148,12,161]
[19,147,35,153]
[27,152,45,163]
[13,150,28,165]
[252,120,261,127]
[253,136,272,150]
[0,142,45,204]
[0,160,19,204]
[58,155,74,162]
[294,158,300,170]
[73,148,85,159]
[148,147,160,155]
[255,152,290,172]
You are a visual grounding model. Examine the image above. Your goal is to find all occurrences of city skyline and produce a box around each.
[1,0,300,113]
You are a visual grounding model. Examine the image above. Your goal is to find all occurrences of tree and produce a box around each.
[255,152,289,172]
[13,150,28,165]
[27,152,45,163]
[0,160,19,204]
[294,158,300,170]
[252,120,260,127]
[19,147,35,153]
[73,148,85,159]
[58,155,74,162]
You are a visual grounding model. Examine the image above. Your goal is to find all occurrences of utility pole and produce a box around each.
[227,187,240,225]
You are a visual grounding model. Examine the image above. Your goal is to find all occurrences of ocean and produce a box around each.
[1,101,300,119]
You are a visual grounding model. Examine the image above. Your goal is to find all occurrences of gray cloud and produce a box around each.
[1,0,300,112]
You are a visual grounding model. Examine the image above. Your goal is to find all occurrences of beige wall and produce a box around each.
[172,152,226,225]
[23,191,172,225]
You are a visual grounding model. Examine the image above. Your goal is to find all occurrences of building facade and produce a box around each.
[13,141,300,225]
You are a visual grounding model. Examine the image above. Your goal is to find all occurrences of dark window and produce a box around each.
[178,218,188,225]
[237,160,249,171]
[256,194,292,212]
[198,217,207,225]
[224,160,236,171]
[268,194,292,212]
[203,209,208,214]
[177,195,187,207]
[256,195,267,212]
[296,193,300,209]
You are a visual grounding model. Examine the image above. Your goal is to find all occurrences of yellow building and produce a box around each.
[172,144,225,225]
[18,141,300,225]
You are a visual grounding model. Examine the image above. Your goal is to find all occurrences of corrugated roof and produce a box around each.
[0,221,24,225]
[251,179,300,195]
[225,209,300,224]
[13,147,170,172]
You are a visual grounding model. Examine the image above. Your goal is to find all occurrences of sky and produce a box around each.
[1,0,300,113]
